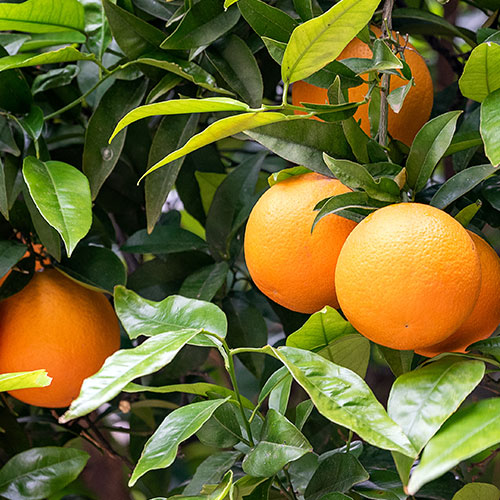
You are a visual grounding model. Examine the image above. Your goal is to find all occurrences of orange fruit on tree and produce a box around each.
[0,269,120,408]
[335,203,481,350]
[417,231,500,357]
[291,26,434,146]
[244,172,357,314]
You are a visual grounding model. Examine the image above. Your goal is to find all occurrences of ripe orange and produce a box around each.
[0,269,120,408]
[417,231,500,357]
[244,172,357,314]
[335,203,481,350]
[291,26,434,146]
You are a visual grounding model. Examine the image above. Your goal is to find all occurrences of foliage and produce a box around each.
[0,0,500,498]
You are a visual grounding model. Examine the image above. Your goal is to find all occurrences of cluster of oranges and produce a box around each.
[0,248,120,408]
[244,172,500,356]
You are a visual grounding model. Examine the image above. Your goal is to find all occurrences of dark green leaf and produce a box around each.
[197,402,244,448]
[452,483,500,500]
[83,78,148,199]
[19,106,44,140]
[180,262,229,301]
[0,447,89,500]
[55,245,127,294]
[130,398,230,486]
[430,164,496,209]
[23,157,92,256]
[207,35,264,108]
[406,111,462,193]
[32,65,79,94]
[81,0,112,59]
[238,0,298,43]
[161,0,240,50]
[377,346,413,377]
[246,120,353,176]
[0,46,32,114]
[0,240,26,278]
[243,409,312,477]
[305,453,369,499]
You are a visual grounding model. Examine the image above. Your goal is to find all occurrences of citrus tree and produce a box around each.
[1,0,500,498]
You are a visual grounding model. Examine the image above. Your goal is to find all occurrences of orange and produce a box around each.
[244,172,357,314]
[291,26,434,146]
[417,231,500,357]
[335,203,481,350]
[0,269,120,408]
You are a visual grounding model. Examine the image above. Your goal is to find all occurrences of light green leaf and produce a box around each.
[0,370,51,393]
[408,398,500,495]
[59,329,201,423]
[0,447,89,500]
[22,157,92,257]
[243,409,312,477]
[455,201,482,227]
[452,483,500,500]
[129,398,230,485]
[0,0,84,34]
[141,112,300,179]
[268,373,293,414]
[272,346,417,458]
[268,166,312,186]
[430,164,496,209]
[114,286,227,344]
[109,98,250,143]
[480,87,500,167]
[281,0,381,83]
[406,111,462,193]
[388,358,485,455]
[459,42,500,103]
[0,47,94,72]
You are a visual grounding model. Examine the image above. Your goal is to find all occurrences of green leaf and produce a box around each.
[387,78,413,114]
[180,262,229,301]
[388,358,485,455]
[19,106,44,140]
[206,153,264,261]
[377,346,413,377]
[82,0,112,59]
[407,398,500,495]
[286,306,370,376]
[141,113,300,179]
[102,0,164,60]
[238,0,298,43]
[146,114,199,233]
[31,65,79,95]
[272,346,417,457]
[313,191,387,225]
[124,381,253,409]
[268,372,293,414]
[0,240,27,278]
[430,164,496,209]
[161,0,240,50]
[246,120,352,176]
[207,35,264,108]
[129,398,230,486]
[323,156,401,202]
[22,157,92,257]
[23,184,62,262]
[83,78,148,199]
[281,0,381,83]
[136,52,232,95]
[243,409,312,477]
[406,111,462,193]
[268,166,312,186]
[184,452,241,496]
[480,88,500,167]
[0,0,84,33]
[122,225,207,254]
[0,46,32,114]
[445,131,483,157]
[55,245,127,294]
[0,447,89,500]
[257,366,289,408]
[452,483,500,500]
[305,453,368,498]
[59,329,202,423]
[197,402,244,448]
[0,47,94,72]
[19,30,86,51]
[459,42,500,103]
[0,370,51,392]
[114,286,227,342]
[110,98,249,143]
[455,201,482,227]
